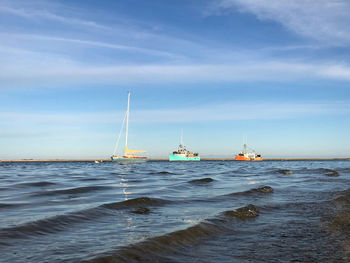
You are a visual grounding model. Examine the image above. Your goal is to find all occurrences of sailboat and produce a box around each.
[111,92,148,162]
[169,130,200,161]
[235,141,262,161]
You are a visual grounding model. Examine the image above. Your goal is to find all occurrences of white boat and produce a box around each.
[111,92,148,162]
[169,130,200,161]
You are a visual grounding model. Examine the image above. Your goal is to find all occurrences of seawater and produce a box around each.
[1,160,350,262]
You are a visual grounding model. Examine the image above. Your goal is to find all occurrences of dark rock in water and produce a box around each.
[189,178,214,184]
[334,190,350,203]
[325,170,339,177]
[277,169,294,175]
[330,211,350,232]
[131,207,150,214]
[224,204,259,219]
[255,186,273,193]
[329,190,350,233]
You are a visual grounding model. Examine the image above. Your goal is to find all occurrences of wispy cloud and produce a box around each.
[1,101,349,129]
[2,60,350,86]
[0,2,109,30]
[210,0,350,45]
[2,34,181,59]
[0,0,203,56]
[1,0,349,88]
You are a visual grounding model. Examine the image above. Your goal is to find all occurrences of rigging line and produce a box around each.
[112,111,127,156]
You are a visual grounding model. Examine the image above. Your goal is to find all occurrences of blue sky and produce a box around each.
[1,0,350,159]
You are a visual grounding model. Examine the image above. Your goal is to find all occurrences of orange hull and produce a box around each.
[235,155,263,161]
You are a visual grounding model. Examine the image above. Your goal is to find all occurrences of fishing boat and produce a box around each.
[169,131,200,161]
[111,92,148,162]
[235,143,263,161]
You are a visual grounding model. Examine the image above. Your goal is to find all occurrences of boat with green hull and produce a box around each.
[169,132,200,161]
[169,153,200,161]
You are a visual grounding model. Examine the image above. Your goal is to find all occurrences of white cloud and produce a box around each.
[0,0,203,58]
[320,65,350,80]
[212,0,350,45]
[1,0,349,87]
[1,101,348,129]
[1,59,350,86]
[2,34,180,59]
[0,3,109,30]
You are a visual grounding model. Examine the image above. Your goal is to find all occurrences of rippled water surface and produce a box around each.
[1,160,350,262]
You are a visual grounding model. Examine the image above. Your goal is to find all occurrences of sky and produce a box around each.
[0,0,350,159]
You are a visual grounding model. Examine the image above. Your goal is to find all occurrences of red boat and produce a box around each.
[235,143,263,161]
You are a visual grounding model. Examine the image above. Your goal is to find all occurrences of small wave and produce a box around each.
[297,168,340,177]
[188,178,214,184]
[305,168,340,176]
[276,169,294,175]
[0,197,172,244]
[0,207,108,242]
[0,203,25,210]
[79,178,105,181]
[102,197,172,210]
[337,167,350,173]
[16,181,57,187]
[83,204,260,263]
[32,186,112,197]
[84,222,223,262]
[149,171,176,175]
[227,186,274,197]
[298,168,339,175]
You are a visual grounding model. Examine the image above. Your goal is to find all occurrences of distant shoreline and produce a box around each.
[1,158,349,162]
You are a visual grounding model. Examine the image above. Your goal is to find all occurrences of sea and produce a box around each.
[1,160,350,263]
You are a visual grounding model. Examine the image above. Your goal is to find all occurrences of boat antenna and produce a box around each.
[243,134,247,153]
[180,128,183,147]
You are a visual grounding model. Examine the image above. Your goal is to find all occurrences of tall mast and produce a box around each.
[125,92,130,155]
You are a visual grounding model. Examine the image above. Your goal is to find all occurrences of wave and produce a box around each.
[102,197,172,210]
[32,186,112,197]
[227,186,274,196]
[149,171,176,175]
[0,197,172,244]
[0,207,107,242]
[298,168,339,175]
[337,167,350,173]
[82,204,260,263]
[0,184,272,244]
[0,203,25,210]
[79,178,106,181]
[275,169,294,175]
[275,168,343,177]
[188,178,214,184]
[15,181,57,187]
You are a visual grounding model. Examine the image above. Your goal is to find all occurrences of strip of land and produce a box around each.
[1,158,349,162]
